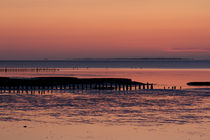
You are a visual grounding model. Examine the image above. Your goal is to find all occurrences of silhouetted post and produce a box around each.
[81,83,84,89]
[85,83,88,89]
[102,83,105,89]
[62,85,65,90]
[98,83,100,90]
[146,83,149,89]
[126,84,129,91]
[118,84,121,91]
[139,84,141,90]
[21,87,24,93]
[105,83,108,88]
[151,84,154,89]
[110,82,113,88]
[123,84,125,91]
[143,84,145,89]
[90,83,92,89]
[115,83,117,90]
[63,85,65,90]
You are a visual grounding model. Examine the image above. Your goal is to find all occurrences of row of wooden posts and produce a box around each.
[0,68,59,72]
[0,83,153,92]
[0,77,154,94]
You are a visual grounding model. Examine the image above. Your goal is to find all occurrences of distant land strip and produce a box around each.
[187,82,210,86]
[0,57,195,62]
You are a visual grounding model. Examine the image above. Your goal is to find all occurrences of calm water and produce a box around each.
[0,61,210,140]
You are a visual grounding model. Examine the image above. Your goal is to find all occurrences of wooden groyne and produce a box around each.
[0,77,153,92]
[0,68,59,72]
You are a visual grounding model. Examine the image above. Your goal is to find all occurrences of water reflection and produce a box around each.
[0,90,210,126]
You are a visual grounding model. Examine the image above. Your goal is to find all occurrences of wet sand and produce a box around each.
[0,89,210,140]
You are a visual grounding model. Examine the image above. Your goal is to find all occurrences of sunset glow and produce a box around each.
[0,0,210,59]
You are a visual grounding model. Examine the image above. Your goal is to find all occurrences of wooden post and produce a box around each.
[102,82,104,89]
[115,83,118,90]
[90,83,92,89]
[85,83,88,89]
[143,84,145,89]
[151,84,154,89]
[139,84,141,90]
[119,83,121,91]
[105,83,108,88]
[123,84,125,91]
[126,83,129,91]
[146,83,149,89]
[81,83,84,89]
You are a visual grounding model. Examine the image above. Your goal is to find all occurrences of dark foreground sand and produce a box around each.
[0,89,210,140]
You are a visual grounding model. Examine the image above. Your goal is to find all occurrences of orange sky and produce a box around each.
[0,0,210,59]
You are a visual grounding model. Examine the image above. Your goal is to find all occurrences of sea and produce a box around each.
[0,59,210,140]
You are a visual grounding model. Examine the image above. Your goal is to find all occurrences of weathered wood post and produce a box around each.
[90,83,92,89]
[126,83,129,91]
[123,84,125,91]
[118,83,121,91]
[98,83,100,90]
[139,84,141,90]
[85,83,88,89]
[115,83,118,90]
[130,84,132,90]
[146,83,149,89]
[143,84,145,89]
[77,83,80,89]
[151,84,154,89]
[95,83,97,89]
[81,83,84,89]
[73,84,75,89]
[110,82,113,89]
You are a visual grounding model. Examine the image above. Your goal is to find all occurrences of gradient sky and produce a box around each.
[0,0,210,60]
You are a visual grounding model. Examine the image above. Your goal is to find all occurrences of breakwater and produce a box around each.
[0,77,153,93]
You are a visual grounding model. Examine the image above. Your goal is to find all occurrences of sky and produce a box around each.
[0,0,210,60]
